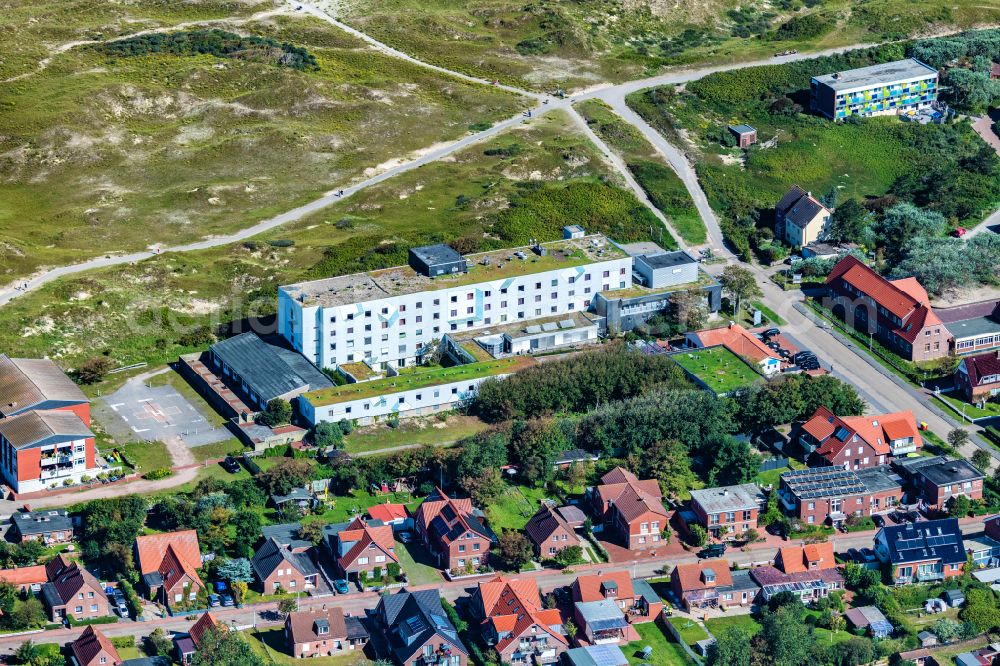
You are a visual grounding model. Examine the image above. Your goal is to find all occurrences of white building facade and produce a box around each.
[278,237,633,372]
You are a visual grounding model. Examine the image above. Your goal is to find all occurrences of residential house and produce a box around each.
[0,564,47,594]
[670,561,735,611]
[176,611,224,664]
[553,449,600,470]
[684,323,781,375]
[778,466,903,526]
[799,405,922,469]
[414,487,496,572]
[985,515,1000,543]
[775,185,831,248]
[252,536,319,593]
[573,600,636,645]
[524,501,582,559]
[261,522,313,553]
[134,530,204,609]
[845,606,893,638]
[563,645,629,666]
[367,503,410,529]
[374,588,469,666]
[471,576,567,664]
[892,456,983,511]
[70,625,121,666]
[571,570,662,623]
[825,255,951,362]
[689,484,765,539]
[41,555,109,622]
[874,518,966,583]
[11,509,73,544]
[324,517,399,580]
[587,467,669,551]
[0,355,100,494]
[750,543,843,602]
[728,124,758,148]
[285,606,369,659]
[955,351,1000,403]
[270,487,316,514]
[898,649,939,666]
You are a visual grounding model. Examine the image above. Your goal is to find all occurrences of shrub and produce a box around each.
[144,468,172,480]
[101,29,319,71]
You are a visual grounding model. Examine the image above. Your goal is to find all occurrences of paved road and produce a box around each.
[2,519,985,651]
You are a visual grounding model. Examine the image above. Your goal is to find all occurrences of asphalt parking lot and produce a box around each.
[96,381,230,448]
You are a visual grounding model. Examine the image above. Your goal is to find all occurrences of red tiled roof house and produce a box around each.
[472,576,567,664]
[572,570,662,623]
[524,502,582,560]
[588,468,669,551]
[750,542,843,602]
[800,405,922,468]
[670,561,734,611]
[825,255,950,362]
[134,530,204,610]
[325,517,399,580]
[285,606,369,659]
[414,487,496,573]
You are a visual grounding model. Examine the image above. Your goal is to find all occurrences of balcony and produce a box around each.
[917,570,944,582]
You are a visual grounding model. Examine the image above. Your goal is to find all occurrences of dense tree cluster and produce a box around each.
[909,30,1000,112]
[474,344,688,421]
[729,374,865,436]
[101,29,319,71]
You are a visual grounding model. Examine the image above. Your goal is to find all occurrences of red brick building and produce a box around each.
[472,576,567,664]
[571,570,662,623]
[955,351,1000,403]
[70,626,122,666]
[135,530,205,610]
[0,355,100,494]
[524,502,582,559]
[285,606,369,659]
[588,468,669,550]
[326,517,399,580]
[414,487,496,573]
[41,555,109,622]
[800,405,922,469]
[825,256,951,362]
[670,561,734,611]
[874,518,966,583]
[375,588,469,666]
[750,542,843,602]
[778,466,902,527]
[252,536,320,593]
[893,456,983,511]
[689,484,765,539]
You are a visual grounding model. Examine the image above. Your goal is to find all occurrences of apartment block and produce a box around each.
[279,235,633,372]
[811,58,938,120]
[778,466,903,526]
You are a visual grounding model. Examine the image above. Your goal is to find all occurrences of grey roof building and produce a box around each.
[563,645,628,666]
[251,537,319,587]
[0,409,92,450]
[261,522,312,552]
[208,332,332,411]
[690,484,765,515]
[408,244,467,278]
[375,588,468,665]
[0,355,87,418]
[11,510,73,541]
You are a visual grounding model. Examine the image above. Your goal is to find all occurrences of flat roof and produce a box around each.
[690,484,764,514]
[669,345,764,395]
[211,333,333,402]
[282,234,626,307]
[303,356,536,406]
[916,458,983,486]
[782,465,901,499]
[410,244,463,267]
[602,270,717,300]
[729,124,756,134]
[455,310,599,345]
[812,58,937,93]
[948,316,1000,341]
[637,250,698,270]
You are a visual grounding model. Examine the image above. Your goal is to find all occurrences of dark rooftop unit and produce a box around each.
[912,458,983,486]
[12,510,72,536]
[638,250,698,270]
[408,244,467,278]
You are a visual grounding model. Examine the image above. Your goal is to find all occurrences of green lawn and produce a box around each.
[248,628,369,666]
[114,440,172,472]
[623,619,695,666]
[343,415,489,454]
[750,301,787,327]
[394,540,445,586]
[755,459,804,488]
[705,614,762,637]
[302,489,422,527]
[669,346,764,395]
[485,484,554,533]
[191,438,244,463]
[935,391,1000,420]
[667,616,710,646]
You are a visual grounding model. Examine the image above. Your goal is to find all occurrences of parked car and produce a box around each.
[333,579,350,595]
[847,548,861,562]
[767,341,781,350]
[762,328,781,339]
[221,592,234,607]
[779,349,791,358]
[222,457,240,474]
[398,531,413,543]
[208,594,221,608]
[860,548,878,563]
[952,227,968,238]
[872,514,886,528]
[793,351,816,364]
[698,543,727,559]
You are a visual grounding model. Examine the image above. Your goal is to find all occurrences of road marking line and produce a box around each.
[109,403,124,411]
[131,427,150,433]
[138,398,154,403]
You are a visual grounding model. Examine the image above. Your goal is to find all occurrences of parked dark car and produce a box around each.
[208,594,221,608]
[221,592,234,607]
[847,548,861,562]
[698,543,727,559]
[794,351,816,364]
[762,328,781,339]
[222,457,241,473]
[872,514,886,527]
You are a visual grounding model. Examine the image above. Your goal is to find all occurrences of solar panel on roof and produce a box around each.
[541,322,558,332]
[525,325,542,334]
[441,505,457,522]
[559,319,575,329]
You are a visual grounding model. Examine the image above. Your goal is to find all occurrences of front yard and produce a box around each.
[935,391,1000,420]
[249,629,370,666]
[624,619,695,666]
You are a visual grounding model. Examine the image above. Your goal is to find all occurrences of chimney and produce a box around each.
[723,489,729,496]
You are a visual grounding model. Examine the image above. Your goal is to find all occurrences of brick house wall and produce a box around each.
[793,487,902,525]
[891,558,964,583]
[613,509,666,550]
[536,525,579,559]
[691,503,758,537]
[260,565,308,594]
[921,476,983,510]
[444,534,490,572]
[164,574,203,608]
